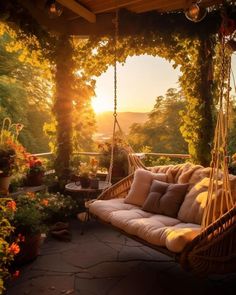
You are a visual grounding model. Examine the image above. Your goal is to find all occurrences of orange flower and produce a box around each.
[12,270,20,278]
[26,192,35,199]
[7,200,17,212]
[41,199,49,206]
[9,243,20,255]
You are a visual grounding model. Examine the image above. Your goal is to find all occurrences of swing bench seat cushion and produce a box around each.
[89,198,201,253]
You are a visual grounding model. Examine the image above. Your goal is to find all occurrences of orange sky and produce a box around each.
[92,55,236,114]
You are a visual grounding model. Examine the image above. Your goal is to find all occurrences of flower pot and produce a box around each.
[14,233,41,265]
[79,176,90,188]
[27,173,44,186]
[0,176,11,194]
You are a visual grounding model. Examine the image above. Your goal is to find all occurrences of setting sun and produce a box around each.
[91,96,114,114]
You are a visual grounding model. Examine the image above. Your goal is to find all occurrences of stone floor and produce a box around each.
[6,219,236,295]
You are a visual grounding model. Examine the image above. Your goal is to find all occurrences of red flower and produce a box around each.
[12,270,20,278]
[9,243,20,255]
[7,200,17,212]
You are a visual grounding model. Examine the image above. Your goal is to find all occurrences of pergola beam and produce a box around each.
[68,10,221,37]
[89,0,144,13]
[57,0,96,23]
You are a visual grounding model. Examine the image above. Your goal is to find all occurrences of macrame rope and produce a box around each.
[201,33,234,230]
[106,10,119,185]
[105,9,146,185]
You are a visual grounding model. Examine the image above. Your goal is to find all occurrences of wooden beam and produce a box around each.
[57,0,96,23]
[89,0,144,13]
[68,10,221,37]
[68,13,114,37]
[127,0,185,13]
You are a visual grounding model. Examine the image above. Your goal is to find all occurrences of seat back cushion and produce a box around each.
[142,180,189,218]
[124,169,167,206]
[178,177,210,224]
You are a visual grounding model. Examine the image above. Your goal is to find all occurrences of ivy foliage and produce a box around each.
[2,2,236,166]
[73,26,221,165]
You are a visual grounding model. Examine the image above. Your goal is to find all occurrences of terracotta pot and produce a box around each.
[14,233,41,265]
[0,176,11,194]
[79,176,90,188]
[27,173,44,186]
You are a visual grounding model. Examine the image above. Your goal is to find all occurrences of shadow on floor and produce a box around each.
[6,219,236,295]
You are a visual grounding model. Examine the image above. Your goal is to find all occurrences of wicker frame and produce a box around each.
[92,174,236,275]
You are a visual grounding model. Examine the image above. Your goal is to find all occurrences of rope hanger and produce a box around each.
[106,10,146,185]
[201,17,235,229]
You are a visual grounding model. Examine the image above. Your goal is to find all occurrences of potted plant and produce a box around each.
[0,145,16,192]
[78,162,92,188]
[11,193,47,265]
[0,118,24,193]
[98,138,129,182]
[78,158,98,188]
[25,155,45,186]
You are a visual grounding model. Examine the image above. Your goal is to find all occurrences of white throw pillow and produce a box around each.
[124,169,167,206]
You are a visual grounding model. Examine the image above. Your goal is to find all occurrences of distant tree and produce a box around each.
[128,88,188,154]
[0,22,53,152]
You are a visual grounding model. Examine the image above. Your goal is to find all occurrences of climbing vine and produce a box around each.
[1,1,235,168]
[73,28,220,165]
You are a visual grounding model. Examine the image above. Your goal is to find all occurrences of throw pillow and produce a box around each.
[142,180,189,218]
[124,169,167,206]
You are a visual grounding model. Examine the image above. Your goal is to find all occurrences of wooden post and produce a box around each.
[196,36,214,166]
[54,35,74,181]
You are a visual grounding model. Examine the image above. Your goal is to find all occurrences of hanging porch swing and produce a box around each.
[90,10,236,276]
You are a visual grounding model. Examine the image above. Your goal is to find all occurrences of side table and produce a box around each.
[65,180,111,234]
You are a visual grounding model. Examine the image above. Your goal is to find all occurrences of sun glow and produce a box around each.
[91,96,114,114]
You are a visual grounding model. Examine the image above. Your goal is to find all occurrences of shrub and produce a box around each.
[0,198,18,295]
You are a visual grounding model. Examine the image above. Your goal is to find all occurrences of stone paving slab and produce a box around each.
[6,219,236,295]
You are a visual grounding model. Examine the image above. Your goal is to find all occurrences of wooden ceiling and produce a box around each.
[52,0,226,22]
[75,0,223,16]
[17,0,235,36]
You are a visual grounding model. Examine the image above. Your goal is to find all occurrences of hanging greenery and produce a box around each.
[73,27,221,165]
[1,1,235,168]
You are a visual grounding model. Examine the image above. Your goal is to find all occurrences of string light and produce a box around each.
[45,0,63,18]
[185,1,207,22]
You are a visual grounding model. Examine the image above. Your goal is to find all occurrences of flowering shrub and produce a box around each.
[12,192,79,234]
[26,155,45,176]
[36,192,79,223]
[78,158,98,178]
[0,118,28,178]
[13,193,45,236]
[0,198,19,294]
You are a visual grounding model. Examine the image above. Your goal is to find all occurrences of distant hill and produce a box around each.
[95,112,148,140]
